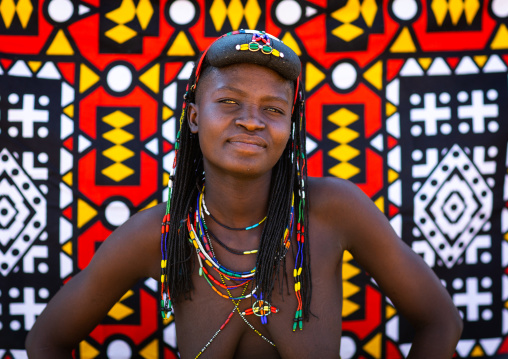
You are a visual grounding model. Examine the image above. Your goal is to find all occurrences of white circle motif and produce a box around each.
[9,288,20,298]
[339,336,356,359]
[412,149,423,161]
[331,62,357,90]
[39,288,50,299]
[482,309,493,321]
[488,121,499,133]
[38,152,49,164]
[105,200,131,227]
[440,123,451,135]
[410,93,421,105]
[410,125,422,136]
[8,93,19,104]
[107,65,133,93]
[481,277,492,289]
[275,0,302,26]
[169,0,196,25]
[439,92,450,104]
[488,146,498,158]
[107,339,132,358]
[486,89,498,101]
[481,252,492,264]
[48,0,74,22]
[10,320,21,331]
[457,91,468,103]
[38,263,49,273]
[8,127,19,137]
[392,0,418,21]
[458,122,470,134]
[39,95,50,106]
[38,127,49,138]
[452,278,463,290]
[492,0,508,18]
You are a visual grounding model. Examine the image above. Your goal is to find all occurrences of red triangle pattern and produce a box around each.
[386,59,405,81]
[446,57,460,69]
[63,137,73,150]
[387,136,398,149]
[63,205,72,220]
[57,62,76,85]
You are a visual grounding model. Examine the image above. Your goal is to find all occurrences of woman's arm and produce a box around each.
[25,203,165,358]
[318,177,463,358]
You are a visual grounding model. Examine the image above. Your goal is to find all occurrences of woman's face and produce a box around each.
[187,63,294,178]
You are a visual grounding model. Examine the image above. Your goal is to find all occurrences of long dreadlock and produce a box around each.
[161,50,312,324]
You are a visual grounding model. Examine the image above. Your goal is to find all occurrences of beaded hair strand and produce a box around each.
[160,33,312,329]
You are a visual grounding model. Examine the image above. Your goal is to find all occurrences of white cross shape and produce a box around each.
[458,90,498,133]
[410,93,451,136]
[9,287,47,330]
[8,94,49,138]
[453,277,492,321]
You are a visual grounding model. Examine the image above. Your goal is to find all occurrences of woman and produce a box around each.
[26,30,462,358]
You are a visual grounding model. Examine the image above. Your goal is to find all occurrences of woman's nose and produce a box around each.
[235,105,265,131]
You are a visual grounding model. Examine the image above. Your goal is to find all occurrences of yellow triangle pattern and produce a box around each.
[491,24,508,50]
[363,60,383,90]
[386,304,396,319]
[473,55,488,68]
[163,172,170,187]
[281,32,302,56]
[209,0,261,32]
[62,171,73,186]
[363,333,382,359]
[140,339,159,359]
[386,102,397,117]
[167,31,195,56]
[140,64,160,94]
[374,196,384,213]
[27,61,42,73]
[470,344,484,357]
[343,280,360,298]
[418,57,432,70]
[343,262,361,281]
[62,241,72,256]
[63,104,74,119]
[47,29,74,55]
[504,232,508,241]
[108,290,135,320]
[79,64,100,93]
[305,62,326,92]
[79,340,100,359]
[343,298,360,317]
[390,27,416,53]
[78,199,97,228]
[103,110,135,128]
[388,169,399,183]
[163,106,174,120]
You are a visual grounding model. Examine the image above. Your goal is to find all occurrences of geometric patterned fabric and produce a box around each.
[1,0,507,358]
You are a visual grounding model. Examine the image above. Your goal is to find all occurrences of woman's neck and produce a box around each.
[202,168,271,228]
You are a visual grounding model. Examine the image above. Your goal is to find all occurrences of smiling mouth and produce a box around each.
[228,136,267,148]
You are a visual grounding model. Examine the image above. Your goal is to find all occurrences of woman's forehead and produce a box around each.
[196,63,294,101]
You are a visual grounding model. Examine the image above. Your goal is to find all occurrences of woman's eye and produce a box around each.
[220,99,237,104]
[266,107,283,114]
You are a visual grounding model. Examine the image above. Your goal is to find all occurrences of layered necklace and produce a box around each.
[183,186,294,358]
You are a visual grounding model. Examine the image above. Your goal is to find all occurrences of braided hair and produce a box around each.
[161,50,312,324]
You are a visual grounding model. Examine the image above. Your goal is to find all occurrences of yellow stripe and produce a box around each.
[161,260,167,268]
[298,267,302,276]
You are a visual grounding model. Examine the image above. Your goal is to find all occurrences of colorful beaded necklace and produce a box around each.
[202,196,267,231]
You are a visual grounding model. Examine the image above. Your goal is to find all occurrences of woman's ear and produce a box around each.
[187,103,199,134]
